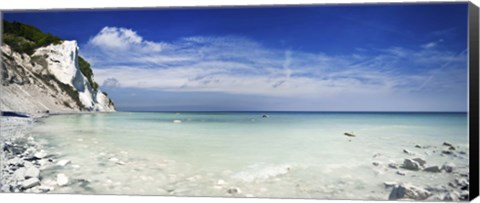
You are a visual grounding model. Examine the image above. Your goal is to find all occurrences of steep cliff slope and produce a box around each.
[1,21,115,114]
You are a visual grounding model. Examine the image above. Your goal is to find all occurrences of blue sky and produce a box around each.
[3,3,469,111]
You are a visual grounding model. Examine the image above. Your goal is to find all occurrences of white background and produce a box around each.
[0,0,479,203]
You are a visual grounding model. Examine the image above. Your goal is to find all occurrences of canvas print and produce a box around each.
[0,2,472,201]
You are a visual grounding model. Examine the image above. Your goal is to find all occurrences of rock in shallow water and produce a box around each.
[227,187,241,195]
[57,159,71,167]
[57,174,69,186]
[424,165,441,173]
[401,159,422,171]
[33,150,47,159]
[388,184,432,200]
[412,158,426,167]
[442,162,455,173]
[384,181,398,188]
[388,163,398,169]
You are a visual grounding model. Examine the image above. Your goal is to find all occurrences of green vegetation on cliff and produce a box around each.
[3,20,62,55]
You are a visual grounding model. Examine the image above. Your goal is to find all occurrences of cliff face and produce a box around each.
[1,41,115,114]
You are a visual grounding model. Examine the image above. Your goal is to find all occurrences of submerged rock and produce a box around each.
[396,171,406,176]
[401,159,422,171]
[344,132,355,137]
[388,163,399,169]
[442,142,454,148]
[388,184,432,200]
[423,165,441,173]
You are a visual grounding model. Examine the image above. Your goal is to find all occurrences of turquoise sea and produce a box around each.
[30,112,469,199]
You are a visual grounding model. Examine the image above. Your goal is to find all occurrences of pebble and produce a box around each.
[227,187,241,195]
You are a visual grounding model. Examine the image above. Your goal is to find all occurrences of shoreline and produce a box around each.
[0,112,471,201]
[0,114,64,193]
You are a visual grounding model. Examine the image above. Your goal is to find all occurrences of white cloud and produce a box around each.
[88,27,166,52]
[84,27,467,100]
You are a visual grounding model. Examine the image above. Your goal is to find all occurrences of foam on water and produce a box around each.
[29,112,469,199]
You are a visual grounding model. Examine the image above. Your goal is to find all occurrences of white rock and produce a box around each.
[57,159,71,167]
[56,174,69,186]
[34,150,47,159]
[24,167,40,179]
[21,178,40,189]
[173,120,182,124]
[217,179,226,185]
[389,184,432,200]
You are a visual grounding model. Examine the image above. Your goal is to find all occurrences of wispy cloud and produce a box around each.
[422,39,444,49]
[82,26,467,101]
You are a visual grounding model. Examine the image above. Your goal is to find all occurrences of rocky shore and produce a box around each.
[0,115,73,193]
[372,142,470,201]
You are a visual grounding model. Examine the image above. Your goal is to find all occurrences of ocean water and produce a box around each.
[30,112,469,199]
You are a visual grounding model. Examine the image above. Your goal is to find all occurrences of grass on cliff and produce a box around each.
[3,20,62,55]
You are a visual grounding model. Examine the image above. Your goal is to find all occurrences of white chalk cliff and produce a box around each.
[1,41,115,114]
